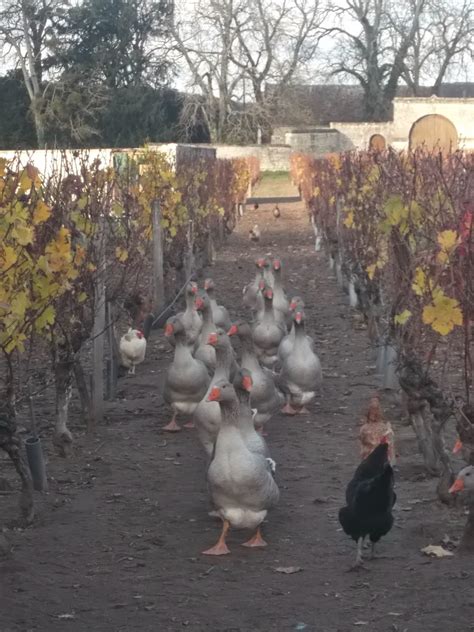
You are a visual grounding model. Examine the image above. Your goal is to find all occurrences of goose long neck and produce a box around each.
[236,389,252,423]
[174,337,193,363]
[201,303,213,325]
[185,292,194,311]
[220,398,241,426]
[273,268,282,291]
[293,320,306,345]
[214,344,232,378]
[263,297,274,321]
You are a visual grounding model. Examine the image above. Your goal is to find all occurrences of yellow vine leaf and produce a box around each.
[0,157,7,177]
[366,264,377,280]
[33,200,52,225]
[74,245,87,266]
[115,246,129,262]
[437,229,458,264]
[384,195,406,226]
[45,226,72,272]
[343,211,354,229]
[422,290,463,336]
[394,309,412,325]
[77,292,88,303]
[0,246,17,270]
[34,305,56,331]
[10,292,28,318]
[12,223,34,246]
[412,267,428,296]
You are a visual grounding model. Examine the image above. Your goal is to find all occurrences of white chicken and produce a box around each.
[249,224,261,242]
[119,328,147,375]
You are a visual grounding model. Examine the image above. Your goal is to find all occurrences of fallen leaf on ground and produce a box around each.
[274,566,303,574]
[421,545,454,558]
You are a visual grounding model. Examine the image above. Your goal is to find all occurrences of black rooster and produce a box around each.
[339,440,396,568]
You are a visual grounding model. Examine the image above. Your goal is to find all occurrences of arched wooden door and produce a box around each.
[409,114,458,152]
[369,134,386,151]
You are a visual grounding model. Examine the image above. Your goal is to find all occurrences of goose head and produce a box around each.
[164,315,185,338]
[289,296,304,313]
[194,290,210,313]
[204,278,215,292]
[207,379,235,403]
[207,329,230,350]
[227,319,252,339]
[235,367,253,393]
[449,465,474,494]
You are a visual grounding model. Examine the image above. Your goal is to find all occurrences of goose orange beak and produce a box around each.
[242,375,253,392]
[190,284,198,294]
[207,386,221,402]
[265,289,273,299]
[207,332,218,346]
[273,259,281,270]
[289,300,297,311]
[453,439,463,454]
[449,478,465,494]
[227,324,238,336]
[256,257,265,267]
[164,323,174,336]
[195,297,204,310]
[295,311,302,324]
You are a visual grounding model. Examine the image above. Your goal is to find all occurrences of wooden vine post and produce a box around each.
[91,218,107,426]
[152,199,165,313]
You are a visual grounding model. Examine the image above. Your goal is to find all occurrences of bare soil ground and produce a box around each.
[1,197,473,632]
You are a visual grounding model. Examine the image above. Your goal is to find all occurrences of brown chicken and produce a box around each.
[359,396,396,465]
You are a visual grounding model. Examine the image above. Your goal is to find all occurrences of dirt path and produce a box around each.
[1,200,473,632]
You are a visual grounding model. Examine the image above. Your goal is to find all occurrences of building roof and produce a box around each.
[271,83,474,126]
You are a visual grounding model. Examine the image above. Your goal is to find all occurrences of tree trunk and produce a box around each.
[0,399,34,525]
[32,101,46,149]
[408,406,440,476]
[73,358,94,432]
[53,350,74,457]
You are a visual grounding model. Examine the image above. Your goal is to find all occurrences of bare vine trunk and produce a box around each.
[73,359,94,432]
[53,347,74,457]
[399,356,455,500]
[0,399,34,525]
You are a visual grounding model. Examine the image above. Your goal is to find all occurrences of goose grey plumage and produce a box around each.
[203,379,279,555]
[194,330,237,455]
[162,315,210,432]
[278,308,322,415]
[204,278,232,331]
[229,320,283,432]
[251,288,286,368]
[194,291,218,372]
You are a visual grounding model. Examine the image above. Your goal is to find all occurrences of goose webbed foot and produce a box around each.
[162,413,181,432]
[242,527,267,548]
[281,403,298,415]
[202,520,230,556]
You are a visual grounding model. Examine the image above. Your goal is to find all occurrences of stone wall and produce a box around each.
[0,144,218,179]
[208,144,292,171]
[329,97,474,151]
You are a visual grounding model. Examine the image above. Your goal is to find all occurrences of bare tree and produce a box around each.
[402,0,474,95]
[325,0,426,120]
[171,0,245,142]
[0,0,62,147]
[172,0,326,143]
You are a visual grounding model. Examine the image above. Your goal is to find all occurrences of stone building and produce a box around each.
[271,84,474,155]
